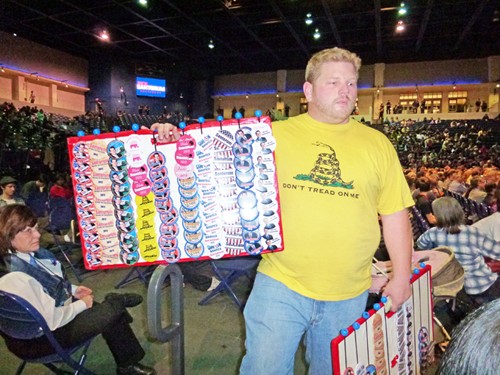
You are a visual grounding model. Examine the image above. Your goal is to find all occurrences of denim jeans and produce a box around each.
[240,273,368,375]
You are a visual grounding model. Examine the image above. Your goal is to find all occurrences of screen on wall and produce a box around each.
[136,76,166,98]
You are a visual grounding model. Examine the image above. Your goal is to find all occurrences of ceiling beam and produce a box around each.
[415,0,434,52]
[374,0,382,58]
[7,0,110,55]
[267,0,309,57]
[320,0,342,47]
[110,0,196,56]
[218,0,282,64]
[453,0,490,51]
[160,0,244,59]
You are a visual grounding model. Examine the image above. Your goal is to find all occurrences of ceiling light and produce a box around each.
[224,0,241,10]
[99,30,110,41]
[305,13,313,25]
[313,28,321,39]
[208,39,215,49]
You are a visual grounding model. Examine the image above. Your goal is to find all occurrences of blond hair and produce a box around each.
[305,47,362,83]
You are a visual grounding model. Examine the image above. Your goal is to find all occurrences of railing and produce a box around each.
[147,264,185,375]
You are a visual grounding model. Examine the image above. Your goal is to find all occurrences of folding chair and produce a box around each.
[114,265,158,289]
[198,256,261,310]
[47,197,83,282]
[0,290,96,375]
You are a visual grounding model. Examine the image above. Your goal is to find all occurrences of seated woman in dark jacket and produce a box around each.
[0,204,155,375]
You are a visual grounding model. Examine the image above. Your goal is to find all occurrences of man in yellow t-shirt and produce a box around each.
[152,47,414,375]
[239,47,414,375]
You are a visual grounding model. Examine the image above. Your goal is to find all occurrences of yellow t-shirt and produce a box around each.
[259,114,414,300]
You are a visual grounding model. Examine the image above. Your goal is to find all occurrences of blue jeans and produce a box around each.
[240,273,368,375]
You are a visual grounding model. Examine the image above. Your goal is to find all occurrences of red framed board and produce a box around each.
[67,116,283,270]
[331,265,434,375]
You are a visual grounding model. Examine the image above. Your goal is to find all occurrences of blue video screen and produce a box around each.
[136,77,166,98]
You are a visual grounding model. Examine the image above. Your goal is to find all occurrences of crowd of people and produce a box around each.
[382,119,500,170]
[402,159,500,312]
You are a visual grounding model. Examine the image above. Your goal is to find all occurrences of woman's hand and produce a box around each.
[142,123,181,143]
[74,285,92,299]
[81,294,94,308]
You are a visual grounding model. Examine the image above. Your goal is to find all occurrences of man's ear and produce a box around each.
[303,81,312,102]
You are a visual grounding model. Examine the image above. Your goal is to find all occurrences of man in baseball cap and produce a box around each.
[0,176,25,207]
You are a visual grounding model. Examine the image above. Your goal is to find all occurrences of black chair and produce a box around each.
[25,191,49,218]
[47,197,83,282]
[0,290,96,375]
[411,206,430,234]
[198,257,261,310]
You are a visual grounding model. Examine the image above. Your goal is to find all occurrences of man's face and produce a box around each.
[2,183,16,198]
[303,61,358,124]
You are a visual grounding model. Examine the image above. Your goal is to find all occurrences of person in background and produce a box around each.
[417,197,500,306]
[149,46,414,374]
[49,173,73,201]
[482,182,498,209]
[465,176,487,202]
[414,177,437,226]
[21,174,48,200]
[437,299,500,375]
[21,173,49,218]
[473,189,500,241]
[0,204,156,375]
[447,170,468,195]
[0,176,25,207]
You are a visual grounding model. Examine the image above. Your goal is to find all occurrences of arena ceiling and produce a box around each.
[0,0,498,77]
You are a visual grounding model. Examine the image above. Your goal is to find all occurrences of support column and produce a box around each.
[14,76,25,101]
[50,83,58,107]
